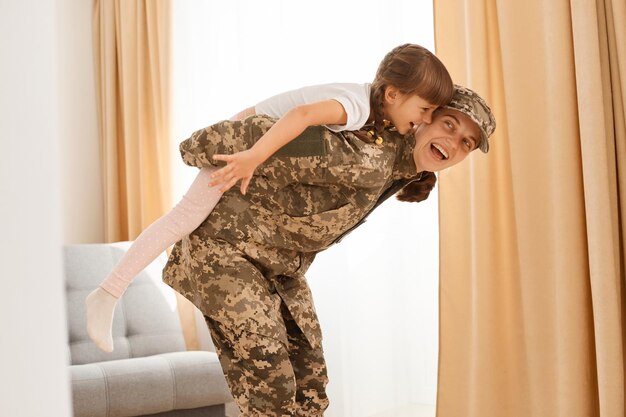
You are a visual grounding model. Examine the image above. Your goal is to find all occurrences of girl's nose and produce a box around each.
[422,110,433,124]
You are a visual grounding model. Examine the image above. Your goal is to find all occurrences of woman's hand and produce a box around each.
[209,149,261,194]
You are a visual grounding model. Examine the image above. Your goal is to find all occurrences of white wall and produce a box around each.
[58,0,104,244]
[0,0,73,416]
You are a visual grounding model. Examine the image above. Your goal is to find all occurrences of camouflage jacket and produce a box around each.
[162,115,420,348]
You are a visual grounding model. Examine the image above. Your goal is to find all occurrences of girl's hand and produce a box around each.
[209,149,260,194]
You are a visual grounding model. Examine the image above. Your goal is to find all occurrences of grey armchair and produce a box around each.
[64,242,233,417]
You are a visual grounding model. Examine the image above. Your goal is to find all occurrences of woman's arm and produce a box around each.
[210,99,348,194]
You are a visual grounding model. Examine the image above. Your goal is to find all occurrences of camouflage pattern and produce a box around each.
[444,85,496,153]
[162,115,419,415]
[204,302,329,416]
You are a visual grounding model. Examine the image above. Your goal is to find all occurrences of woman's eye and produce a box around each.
[463,139,475,150]
[444,121,453,129]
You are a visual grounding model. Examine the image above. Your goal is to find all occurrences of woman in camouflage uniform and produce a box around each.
[157,86,496,416]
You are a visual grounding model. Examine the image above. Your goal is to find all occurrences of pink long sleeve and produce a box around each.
[100,167,223,298]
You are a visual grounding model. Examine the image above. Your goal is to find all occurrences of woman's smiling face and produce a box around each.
[412,108,482,172]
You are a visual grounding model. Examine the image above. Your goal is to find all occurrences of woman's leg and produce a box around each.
[196,239,310,416]
[205,317,298,417]
[205,304,329,417]
[282,302,329,416]
[86,167,222,352]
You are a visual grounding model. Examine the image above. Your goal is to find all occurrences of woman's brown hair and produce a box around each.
[396,171,437,203]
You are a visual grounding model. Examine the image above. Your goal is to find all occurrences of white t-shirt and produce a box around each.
[254,83,372,132]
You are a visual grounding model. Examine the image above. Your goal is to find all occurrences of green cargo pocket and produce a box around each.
[273,126,327,157]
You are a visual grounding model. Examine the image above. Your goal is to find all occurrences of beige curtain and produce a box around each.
[434,1,625,416]
[93,0,172,239]
[93,0,199,350]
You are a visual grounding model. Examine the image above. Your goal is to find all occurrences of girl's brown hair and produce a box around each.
[369,44,454,139]
[370,45,450,203]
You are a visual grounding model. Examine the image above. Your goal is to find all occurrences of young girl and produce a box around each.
[208,43,454,195]
[86,43,456,415]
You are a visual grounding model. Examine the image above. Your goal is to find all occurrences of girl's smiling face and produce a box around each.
[382,87,438,134]
[412,108,481,172]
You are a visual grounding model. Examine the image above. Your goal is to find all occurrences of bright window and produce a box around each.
[171,2,440,415]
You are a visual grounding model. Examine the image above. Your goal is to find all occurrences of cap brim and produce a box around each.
[478,131,489,153]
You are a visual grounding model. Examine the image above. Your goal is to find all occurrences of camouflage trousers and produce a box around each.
[204,301,329,416]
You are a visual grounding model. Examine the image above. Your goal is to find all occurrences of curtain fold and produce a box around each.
[93,0,173,241]
[434,0,625,416]
[93,0,198,350]
[572,1,626,414]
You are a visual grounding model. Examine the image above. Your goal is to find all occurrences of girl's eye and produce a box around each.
[444,121,453,129]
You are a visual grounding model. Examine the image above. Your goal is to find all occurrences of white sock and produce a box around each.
[85,287,117,352]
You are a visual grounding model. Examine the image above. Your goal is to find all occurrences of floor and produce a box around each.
[226,402,436,417]
[367,403,436,417]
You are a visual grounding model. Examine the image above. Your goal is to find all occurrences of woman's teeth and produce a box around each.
[432,143,449,160]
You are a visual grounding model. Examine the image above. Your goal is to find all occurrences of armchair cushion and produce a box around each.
[64,242,232,417]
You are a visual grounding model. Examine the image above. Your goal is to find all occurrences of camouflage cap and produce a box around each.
[443,85,496,153]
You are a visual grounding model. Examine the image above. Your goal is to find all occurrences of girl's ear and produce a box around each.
[384,85,400,103]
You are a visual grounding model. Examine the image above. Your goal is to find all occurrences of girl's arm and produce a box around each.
[210,99,348,194]
[229,106,256,121]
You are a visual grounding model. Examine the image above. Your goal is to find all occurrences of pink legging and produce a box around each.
[100,167,223,298]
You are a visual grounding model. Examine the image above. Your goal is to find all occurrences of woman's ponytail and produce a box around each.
[396,172,437,203]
